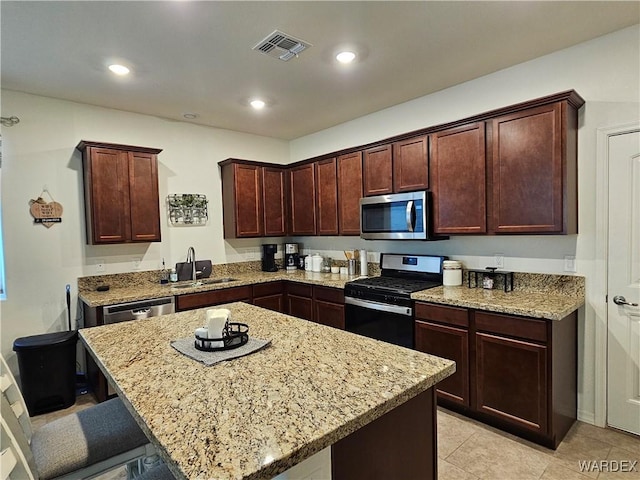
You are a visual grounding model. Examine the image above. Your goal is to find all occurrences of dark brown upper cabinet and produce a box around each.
[262,166,287,237]
[337,151,363,235]
[363,137,428,197]
[289,163,317,235]
[430,123,487,234]
[77,141,162,245]
[315,158,339,235]
[489,99,579,234]
[218,91,583,239]
[363,144,393,196]
[220,160,286,238]
[393,136,428,193]
[221,161,263,238]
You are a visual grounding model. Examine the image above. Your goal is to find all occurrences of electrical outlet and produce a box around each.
[96,260,105,273]
[564,255,576,272]
[133,257,141,270]
[494,254,504,269]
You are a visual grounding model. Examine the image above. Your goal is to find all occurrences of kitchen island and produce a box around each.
[80,302,454,480]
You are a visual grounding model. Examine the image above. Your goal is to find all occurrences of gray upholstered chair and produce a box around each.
[1,354,155,479]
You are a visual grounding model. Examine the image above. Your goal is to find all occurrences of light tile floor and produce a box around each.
[438,408,640,480]
[36,394,639,479]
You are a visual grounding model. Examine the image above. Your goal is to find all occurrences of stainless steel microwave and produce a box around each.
[360,191,443,240]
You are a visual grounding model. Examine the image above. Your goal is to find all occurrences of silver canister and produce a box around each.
[347,258,357,275]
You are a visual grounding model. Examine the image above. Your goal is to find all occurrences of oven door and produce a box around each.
[344,297,414,348]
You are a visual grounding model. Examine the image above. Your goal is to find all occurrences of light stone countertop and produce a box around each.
[412,286,584,320]
[79,302,455,480]
[79,267,585,321]
[79,270,358,308]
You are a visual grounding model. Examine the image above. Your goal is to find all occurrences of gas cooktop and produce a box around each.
[344,253,445,302]
[346,276,442,295]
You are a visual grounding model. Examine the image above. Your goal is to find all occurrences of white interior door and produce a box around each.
[607,129,640,435]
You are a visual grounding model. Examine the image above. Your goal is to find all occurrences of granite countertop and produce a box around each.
[79,302,455,480]
[412,285,584,320]
[79,266,585,320]
[79,270,357,308]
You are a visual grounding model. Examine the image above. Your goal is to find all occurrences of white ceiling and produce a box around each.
[2,1,638,140]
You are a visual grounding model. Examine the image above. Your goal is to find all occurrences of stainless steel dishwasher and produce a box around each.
[98,297,175,396]
[102,296,175,324]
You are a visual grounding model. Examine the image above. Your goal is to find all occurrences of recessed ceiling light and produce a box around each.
[250,99,266,110]
[183,113,198,120]
[108,64,130,76]
[336,51,356,64]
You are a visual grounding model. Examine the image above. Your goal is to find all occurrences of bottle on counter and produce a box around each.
[160,258,169,284]
[170,268,178,283]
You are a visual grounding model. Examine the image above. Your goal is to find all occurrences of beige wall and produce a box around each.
[1,25,638,424]
[0,92,288,368]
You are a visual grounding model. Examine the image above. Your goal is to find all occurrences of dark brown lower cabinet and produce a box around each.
[415,321,468,405]
[286,283,313,321]
[313,286,345,329]
[252,281,285,313]
[415,301,576,449]
[332,387,437,480]
[475,331,547,435]
[175,286,252,311]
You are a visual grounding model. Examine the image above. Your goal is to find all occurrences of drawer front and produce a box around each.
[475,311,547,343]
[253,281,284,298]
[414,302,469,328]
[314,285,344,304]
[286,282,313,298]
[176,286,252,311]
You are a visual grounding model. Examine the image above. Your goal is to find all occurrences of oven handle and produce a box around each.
[344,296,413,316]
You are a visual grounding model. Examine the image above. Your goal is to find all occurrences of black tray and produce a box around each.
[194,322,249,352]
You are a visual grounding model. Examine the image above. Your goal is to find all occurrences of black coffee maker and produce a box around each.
[261,244,278,272]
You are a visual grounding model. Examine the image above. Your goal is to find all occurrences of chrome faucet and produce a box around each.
[186,246,196,282]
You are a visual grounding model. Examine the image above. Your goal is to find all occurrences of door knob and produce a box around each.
[613,295,639,307]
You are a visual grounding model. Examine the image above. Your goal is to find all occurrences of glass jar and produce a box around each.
[322,256,332,273]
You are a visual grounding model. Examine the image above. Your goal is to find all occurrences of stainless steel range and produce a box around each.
[344,253,446,348]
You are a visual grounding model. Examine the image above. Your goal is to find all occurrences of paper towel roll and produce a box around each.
[359,249,368,276]
[206,309,229,348]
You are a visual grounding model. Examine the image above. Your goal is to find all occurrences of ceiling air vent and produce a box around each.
[252,30,311,61]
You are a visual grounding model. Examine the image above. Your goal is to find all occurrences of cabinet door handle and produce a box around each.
[613,295,639,307]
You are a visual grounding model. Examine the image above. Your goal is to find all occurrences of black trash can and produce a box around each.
[13,330,78,415]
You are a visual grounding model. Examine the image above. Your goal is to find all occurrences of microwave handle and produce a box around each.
[406,200,415,232]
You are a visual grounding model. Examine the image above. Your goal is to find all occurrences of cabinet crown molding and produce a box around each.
[76,140,162,155]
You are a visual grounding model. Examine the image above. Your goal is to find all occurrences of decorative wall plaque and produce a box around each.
[167,194,208,225]
[29,189,63,228]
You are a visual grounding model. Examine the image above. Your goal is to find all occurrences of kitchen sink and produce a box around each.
[202,277,237,284]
